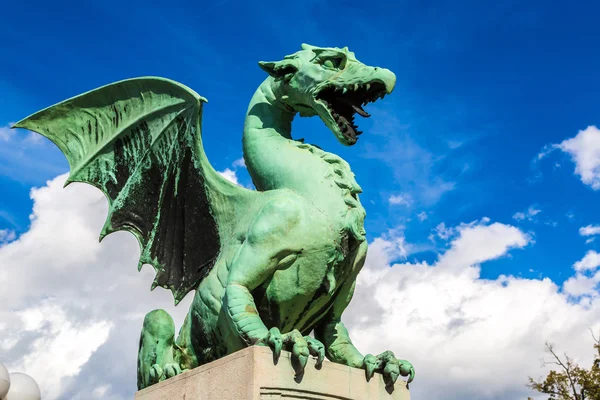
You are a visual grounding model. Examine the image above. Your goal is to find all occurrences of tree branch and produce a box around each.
[545,342,580,399]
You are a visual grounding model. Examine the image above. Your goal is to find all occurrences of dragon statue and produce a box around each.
[13,44,415,390]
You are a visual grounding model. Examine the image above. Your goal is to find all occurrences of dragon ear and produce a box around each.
[301,43,327,56]
[258,59,299,80]
[301,43,317,50]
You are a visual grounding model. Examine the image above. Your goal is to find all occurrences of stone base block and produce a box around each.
[135,346,410,400]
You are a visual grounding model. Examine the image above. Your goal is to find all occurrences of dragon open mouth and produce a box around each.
[315,81,388,145]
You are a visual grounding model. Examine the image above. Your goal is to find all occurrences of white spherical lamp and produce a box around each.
[5,373,41,400]
[0,363,10,400]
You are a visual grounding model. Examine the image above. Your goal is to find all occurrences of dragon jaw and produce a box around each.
[313,77,395,146]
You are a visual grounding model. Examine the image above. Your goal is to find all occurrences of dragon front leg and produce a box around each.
[222,198,325,376]
[314,243,415,388]
[137,309,185,390]
[316,317,414,387]
[224,283,325,375]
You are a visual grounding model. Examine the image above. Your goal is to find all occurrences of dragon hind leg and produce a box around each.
[137,309,184,390]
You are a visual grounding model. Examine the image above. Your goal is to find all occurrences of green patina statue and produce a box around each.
[13,44,415,390]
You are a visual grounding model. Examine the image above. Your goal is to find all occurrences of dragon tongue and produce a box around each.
[338,97,371,118]
[352,104,371,118]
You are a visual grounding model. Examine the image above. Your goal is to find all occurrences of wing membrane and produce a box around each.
[14,77,220,303]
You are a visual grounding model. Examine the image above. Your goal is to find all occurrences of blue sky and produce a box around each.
[2,1,600,398]
[3,0,599,285]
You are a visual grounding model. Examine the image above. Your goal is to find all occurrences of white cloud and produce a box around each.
[217,157,250,187]
[0,124,66,185]
[555,126,600,190]
[92,385,111,398]
[562,271,600,298]
[389,193,412,206]
[562,251,600,298]
[437,220,530,270]
[417,211,428,222]
[535,143,557,161]
[512,205,541,222]
[512,212,525,220]
[579,225,600,236]
[0,125,15,141]
[433,222,455,240]
[372,229,410,262]
[0,229,16,244]
[12,303,112,400]
[3,175,600,400]
[573,250,600,273]
[232,157,246,168]
[218,167,239,185]
[345,219,600,400]
[431,218,498,243]
[0,175,191,400]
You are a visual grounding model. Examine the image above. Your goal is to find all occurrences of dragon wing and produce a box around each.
[14,77,251,304]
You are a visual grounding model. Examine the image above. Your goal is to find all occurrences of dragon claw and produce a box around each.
[265,327,283,362]
[363,354,377,381]
[285,330,309,376]
[398,359,415,384]
[361,352,415,387]
[149,364,163,384]
[262,329,326,376]
[292,343,309,376]
[164,363,182,379]
[148,362,182,385]
[306,337,325,368]
[382,360,400,386]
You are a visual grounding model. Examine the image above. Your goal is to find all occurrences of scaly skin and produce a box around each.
[141,45,414,389]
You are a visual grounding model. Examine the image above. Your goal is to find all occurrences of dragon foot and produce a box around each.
[362,350,414,388]
[148,362,182,385]
[260,328,325,376]
[137,309,185,390]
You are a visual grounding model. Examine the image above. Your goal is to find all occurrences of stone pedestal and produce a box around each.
[135,346,411,399]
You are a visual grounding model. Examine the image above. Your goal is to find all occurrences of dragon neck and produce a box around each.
[242,78,366,242]
[242,77,295,190]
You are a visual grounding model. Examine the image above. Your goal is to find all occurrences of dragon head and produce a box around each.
[259,43,396,146]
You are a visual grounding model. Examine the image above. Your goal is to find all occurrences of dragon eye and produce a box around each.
[322,57,344,69]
